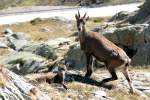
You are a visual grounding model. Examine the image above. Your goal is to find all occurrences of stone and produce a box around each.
[94,90,107,99]
[0,66,51,100]
[30,18,43,25]
[132,43,150,66]
[22,42,58,60]
[22,38,72,60]
[109,11,130,22]
[65,43,86,70]
[40,27,50,33]
[0,51,48,75]
[3,28,29,51]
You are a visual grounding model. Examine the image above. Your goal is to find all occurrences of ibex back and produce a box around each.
[75,11,134,93]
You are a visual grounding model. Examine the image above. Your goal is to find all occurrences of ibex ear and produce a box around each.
[86,16,89,21]
[75,14,78,20]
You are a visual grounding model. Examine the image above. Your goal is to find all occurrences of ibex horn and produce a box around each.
[78,10,80,17]
[83,12,87,19]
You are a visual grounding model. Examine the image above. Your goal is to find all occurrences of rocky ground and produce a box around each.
[0,1,150,99]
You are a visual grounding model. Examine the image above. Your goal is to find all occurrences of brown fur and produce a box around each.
[75,11,134,93]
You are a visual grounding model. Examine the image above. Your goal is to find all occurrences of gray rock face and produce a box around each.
[22,43,57,60]
[4,28,29,51]
[104,24,147,49]
[0,52,48,75]
[22,38,72,60]
[0,67,51,100]
[132,43,150,66]
[65,43,86,70]
[109,11,130,22]
[102,24,150,66]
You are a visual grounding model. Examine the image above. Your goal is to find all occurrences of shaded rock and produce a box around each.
[22,42,57,60]
[30,18,43,25]
[104,24,147,49]
[4,28,29,51]
[65,43,86,70]
[22,38,72,60]
[109,11,130,22]
[92,25,103,32]
[132,43,150,66]
[0,66,51,100]
[128,0,150,24]
[102,23,150,66]
[0,52,48,75]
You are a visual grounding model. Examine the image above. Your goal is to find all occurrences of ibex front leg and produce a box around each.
[85,53,93,77]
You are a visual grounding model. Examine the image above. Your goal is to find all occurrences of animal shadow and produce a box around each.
[65,73,113,90]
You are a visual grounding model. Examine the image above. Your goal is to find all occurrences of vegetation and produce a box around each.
[0,0,144,10]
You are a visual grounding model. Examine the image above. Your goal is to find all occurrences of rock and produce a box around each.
[128,0,150,24]
[143,90,150,96]
[130,24,150,66]
[0,66,51,100]
[65,43,86,70]
[92,25,103,32]
[40,27,50,33]
[102,24,150,65]
[4,28,29,51]
[22,42,58,60]
[3,28,14,35]
[78,95,84,100]
[104,24,147,49]
[22,38,72,60]
[94,90,107,99]
[132,43,150,66]
[0,51,49,75]
[109,11,130,22]
[30,18,43,25]
[53,16,72,24]
[0,38,8,48]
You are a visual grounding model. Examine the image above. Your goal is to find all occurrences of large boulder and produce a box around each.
[0,66,51,100]
[4,28,30,51]
[22,38,72,60]
[132,25,150,66]
[22,42,58,60]
[109,11,131,22]
[65,43,86,70]
[132,43,150,67]
[104,24,148,49]
[128,0,150,24]
[0,52,49,75]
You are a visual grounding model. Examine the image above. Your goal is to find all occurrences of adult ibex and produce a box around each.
[75,11,134,93]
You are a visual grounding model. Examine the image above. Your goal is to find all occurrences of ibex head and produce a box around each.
[75,11,89,32]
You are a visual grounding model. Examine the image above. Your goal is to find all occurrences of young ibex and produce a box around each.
[75,11,134,93]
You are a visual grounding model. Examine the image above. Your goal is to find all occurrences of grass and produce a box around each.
[108,88,146,100]
[0,17,107,41]
[17,0,38,6]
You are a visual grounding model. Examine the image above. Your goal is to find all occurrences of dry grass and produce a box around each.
[0,17,108,41]
[107,88,146,100]
[8,19,74,41]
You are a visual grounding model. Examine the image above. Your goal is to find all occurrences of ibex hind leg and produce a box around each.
[122,65,134,94]
[85,53,93,77]
[102,67,118,83]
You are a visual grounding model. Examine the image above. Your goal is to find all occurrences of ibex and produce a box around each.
[75,11,134,93]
